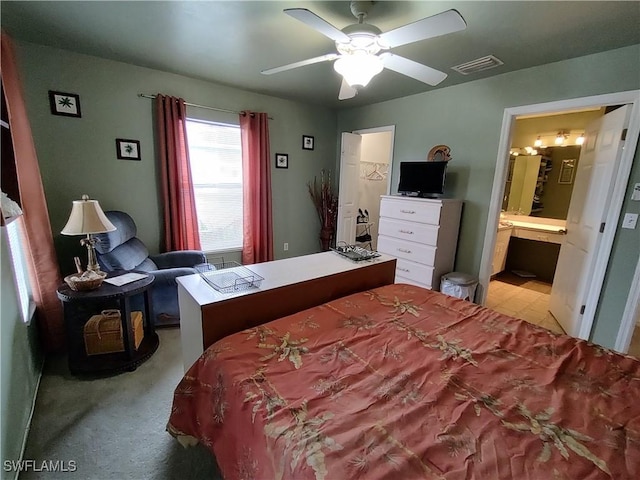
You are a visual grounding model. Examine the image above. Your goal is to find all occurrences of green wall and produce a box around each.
[13,40,337,275]
[1,229,43,480]
[337,44,640,348]
[10,38,640,349]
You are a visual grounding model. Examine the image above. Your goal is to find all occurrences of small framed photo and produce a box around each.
[302,135,314,151]
[116,139,141,161]
[558,158,576,184]
[275,153,289,169]
[49,90,81,118]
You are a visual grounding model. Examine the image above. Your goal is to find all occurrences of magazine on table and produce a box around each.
[103,272,148,286]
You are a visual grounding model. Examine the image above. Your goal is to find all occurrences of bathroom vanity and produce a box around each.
[492,214,567,280]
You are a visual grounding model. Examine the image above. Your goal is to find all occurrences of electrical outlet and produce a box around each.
[622,213,638,229]
[283,242,289,251]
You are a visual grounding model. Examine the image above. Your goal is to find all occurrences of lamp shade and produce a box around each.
[334,53,384,88]
[61,195,116,235]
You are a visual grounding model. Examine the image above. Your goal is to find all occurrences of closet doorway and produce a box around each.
[337,126,394,249]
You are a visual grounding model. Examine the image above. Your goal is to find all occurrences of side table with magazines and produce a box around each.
[56,271,158,375]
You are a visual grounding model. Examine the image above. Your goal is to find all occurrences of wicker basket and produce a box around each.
[64,270,107,291]
[84,310,144,356]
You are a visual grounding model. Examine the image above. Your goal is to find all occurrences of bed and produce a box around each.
[167,283,640,479]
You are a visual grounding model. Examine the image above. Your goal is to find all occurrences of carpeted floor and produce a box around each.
[22,329,222,479]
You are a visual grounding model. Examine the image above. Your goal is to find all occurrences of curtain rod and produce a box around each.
[138,94,273,119]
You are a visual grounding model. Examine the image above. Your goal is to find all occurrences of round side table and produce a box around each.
[56,272,159,375]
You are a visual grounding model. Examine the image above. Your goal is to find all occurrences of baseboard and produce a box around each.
[14,357,44,480]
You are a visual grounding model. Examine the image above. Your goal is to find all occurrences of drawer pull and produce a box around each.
[400,209,416,214]
[398,267,410,273]
[397,248,412,254]
[399,229,414,235]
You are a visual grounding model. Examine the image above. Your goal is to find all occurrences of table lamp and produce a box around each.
[61,194,116,272]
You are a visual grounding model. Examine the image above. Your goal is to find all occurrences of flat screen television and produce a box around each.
[397,161,448,197]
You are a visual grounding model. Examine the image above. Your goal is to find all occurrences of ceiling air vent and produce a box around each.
[452,55,504,75]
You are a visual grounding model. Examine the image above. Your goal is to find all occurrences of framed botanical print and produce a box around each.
[49,90,81,118]
[116,139,141,161]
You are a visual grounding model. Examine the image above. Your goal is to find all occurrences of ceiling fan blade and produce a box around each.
[379,9,466,48]
[381,53,447,86]
[338,79,358,100]
[261,53,339,75]
[284,8,350,42]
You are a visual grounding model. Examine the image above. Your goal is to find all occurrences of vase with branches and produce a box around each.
[307,169,338,251]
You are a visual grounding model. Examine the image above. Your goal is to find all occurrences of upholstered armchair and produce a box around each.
[94,211,206,327]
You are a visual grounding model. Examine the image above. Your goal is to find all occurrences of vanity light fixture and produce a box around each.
[575,133,585,145]
[554,132,566,145]
[534,136,542,147]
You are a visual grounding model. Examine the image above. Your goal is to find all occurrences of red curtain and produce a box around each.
[240,112,273,264]
[1,32,65,351]
[155,94,201,251]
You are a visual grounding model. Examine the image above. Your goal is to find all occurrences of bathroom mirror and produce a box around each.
[502,147,580,219]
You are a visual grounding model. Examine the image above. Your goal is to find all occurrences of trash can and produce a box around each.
[440,272,478,302]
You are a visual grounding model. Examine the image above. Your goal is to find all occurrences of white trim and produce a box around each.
[478,90,640,345]
[615,256,640,353]
[13,360,44,480]
[352,125,396,196]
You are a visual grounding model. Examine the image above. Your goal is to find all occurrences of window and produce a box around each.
[5,218,34,323]
[186,119,243,252]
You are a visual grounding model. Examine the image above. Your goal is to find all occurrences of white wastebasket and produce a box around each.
[440,272,478,302]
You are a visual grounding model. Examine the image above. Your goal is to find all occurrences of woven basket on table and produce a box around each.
[64,271,107,291]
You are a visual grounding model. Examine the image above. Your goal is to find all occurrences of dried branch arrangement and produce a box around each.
[308,169,338,229]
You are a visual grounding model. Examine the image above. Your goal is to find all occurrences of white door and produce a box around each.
[336,132,362,245]
[549,105,630,337]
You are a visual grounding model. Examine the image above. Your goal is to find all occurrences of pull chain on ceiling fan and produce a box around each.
[261,1,467,100]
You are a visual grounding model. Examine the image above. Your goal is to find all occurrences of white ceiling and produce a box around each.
[2,1,639,109]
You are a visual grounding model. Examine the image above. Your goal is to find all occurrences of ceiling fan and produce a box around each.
[261,1,467,100]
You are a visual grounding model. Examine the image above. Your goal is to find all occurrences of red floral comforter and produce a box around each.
[167,283,640,479]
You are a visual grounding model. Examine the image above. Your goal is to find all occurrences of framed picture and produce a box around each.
[49,90,81,118]
[116,139,141,161]
[275,153,288,169]
[558,158,576,184]
[302,135,314,151]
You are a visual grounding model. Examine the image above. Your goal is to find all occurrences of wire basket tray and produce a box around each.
[331,245,381,262]
[197,261,264,293]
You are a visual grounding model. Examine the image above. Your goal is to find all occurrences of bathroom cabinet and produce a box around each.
[492,227,512,276]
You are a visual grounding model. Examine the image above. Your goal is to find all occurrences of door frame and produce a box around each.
[615,256,640,352]
[351,125,396,196]
[478,90,640,343]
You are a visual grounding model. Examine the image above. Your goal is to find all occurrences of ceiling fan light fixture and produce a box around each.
[334,53,383,87]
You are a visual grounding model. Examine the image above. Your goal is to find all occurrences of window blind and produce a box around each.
[186,119,243,252]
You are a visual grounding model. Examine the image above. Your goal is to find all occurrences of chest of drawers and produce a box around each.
[377,196,462,290]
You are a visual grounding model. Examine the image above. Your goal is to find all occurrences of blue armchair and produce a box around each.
[94,211,207,327]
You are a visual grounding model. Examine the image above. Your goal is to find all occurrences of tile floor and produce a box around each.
[487,272,640,358]
[486,272,565,335]
[628,323,640,358]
